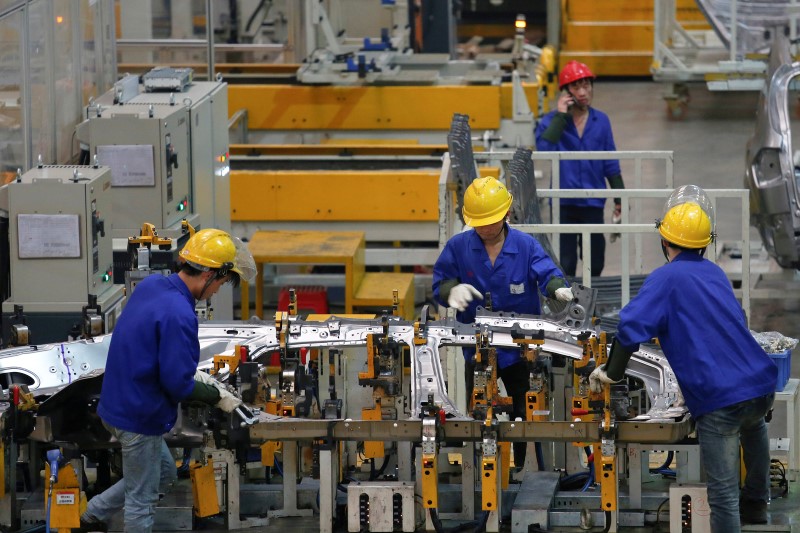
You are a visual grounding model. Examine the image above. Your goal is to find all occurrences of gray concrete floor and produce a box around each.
[180,81,800,531]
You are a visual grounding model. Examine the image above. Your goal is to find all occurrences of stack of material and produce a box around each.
[446,113,479,224]
[559,0,709,76]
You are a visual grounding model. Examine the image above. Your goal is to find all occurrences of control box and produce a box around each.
[77,102,193,237]
[4,166,115,304]
[1,165,124,343]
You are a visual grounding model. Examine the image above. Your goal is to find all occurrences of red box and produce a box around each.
[277,286,328,314]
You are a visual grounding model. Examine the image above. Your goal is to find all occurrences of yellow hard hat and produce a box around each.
[656,185,715,248]
[462,177,513,227]
[179,228,256,282]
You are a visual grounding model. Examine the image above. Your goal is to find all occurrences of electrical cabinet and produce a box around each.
[1,165,124,343]
[78,103,193,237]
[78,77,233,319]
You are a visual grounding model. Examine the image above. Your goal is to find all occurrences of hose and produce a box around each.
[650,451,673,473]
[45,478,54,533]
[580,461,595,492]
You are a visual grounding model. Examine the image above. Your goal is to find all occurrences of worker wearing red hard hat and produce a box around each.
[536,60,625,278]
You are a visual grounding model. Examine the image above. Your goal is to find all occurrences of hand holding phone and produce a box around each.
[558,91,575,113]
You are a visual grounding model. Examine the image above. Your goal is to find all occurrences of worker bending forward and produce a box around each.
[80,229,256,533]
[590,185,777,532]
[434,177,573,471]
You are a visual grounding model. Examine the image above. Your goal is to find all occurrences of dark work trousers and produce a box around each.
[559,205,606,277]
[464,359,530,469]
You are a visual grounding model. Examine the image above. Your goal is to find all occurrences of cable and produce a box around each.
[580,461,595,492]
[602,510,611,533]
[650,451,673,473]
[770,458,789,498]
[428,508,486,533]
[45,477,54,533]
[654,497,670,532]
[368,455,391,481]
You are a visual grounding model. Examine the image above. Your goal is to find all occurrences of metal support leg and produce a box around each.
[397,441,413,481]
[627,444,643,509]
[206,448,269,529]
[439,442,475,521]
[462,442,476,521]
[269,441,313,518]
[676,445,702,483]
[319,446,338,533]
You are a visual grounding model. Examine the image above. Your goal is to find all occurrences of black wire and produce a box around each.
[649,450,673,472]
[428,508,486,533]
[602,510,611,533]
[653,497,670,532]
[245,0,269,33]
[770,459,789,498]
[368,455,391,481]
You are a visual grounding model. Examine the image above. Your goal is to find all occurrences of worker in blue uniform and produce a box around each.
[589,185,777,532]
[433,176,573,471]
[535,60,625,277]
[79,229,256,533]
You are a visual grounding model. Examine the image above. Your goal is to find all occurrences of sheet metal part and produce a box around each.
[745,31,800,268]
[0,286,688,446]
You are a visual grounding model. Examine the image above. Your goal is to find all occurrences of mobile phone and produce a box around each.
[564,90,574,110]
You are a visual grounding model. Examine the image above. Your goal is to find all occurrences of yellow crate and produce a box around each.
[567,0,708,22]
[559,51,654,77]
[565,22,654,51]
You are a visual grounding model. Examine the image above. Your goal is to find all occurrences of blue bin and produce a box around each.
[769,349,792,392]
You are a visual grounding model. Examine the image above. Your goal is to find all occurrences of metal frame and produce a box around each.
[439,150,752,318]
[653,0,800,91]
[519,188,752,318]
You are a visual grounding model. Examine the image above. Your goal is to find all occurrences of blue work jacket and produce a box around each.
[615,252,777,418]
[535,108,621,209]
[433,224,566,368]
[98,273,200,436]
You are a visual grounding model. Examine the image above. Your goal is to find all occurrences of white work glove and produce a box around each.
[554,287,574,302]
[194,369,216,386]
[610,207,622,243]
[195,370,242,412]
[588,364,618,394]
[447,284,482,312]
[216,388,243,413]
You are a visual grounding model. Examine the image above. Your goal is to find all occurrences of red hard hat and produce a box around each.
[559,60,595,89]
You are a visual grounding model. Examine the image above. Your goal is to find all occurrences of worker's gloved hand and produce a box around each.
[447,284,483,312]
[194,369,216,386]
[554,287,574,302]
[588,364,619,394]
[672,394,685,408]
[216,388,242,413]
[610,205,622,243]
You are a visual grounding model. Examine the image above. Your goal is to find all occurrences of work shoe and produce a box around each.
[740,498,768,524]
[75,517,108,533]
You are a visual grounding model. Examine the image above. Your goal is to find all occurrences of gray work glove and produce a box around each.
[554,287,574,302]
[448,283,482,312]
[589,364,620,394]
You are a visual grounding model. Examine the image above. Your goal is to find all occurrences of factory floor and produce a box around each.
[172,81,800,531]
